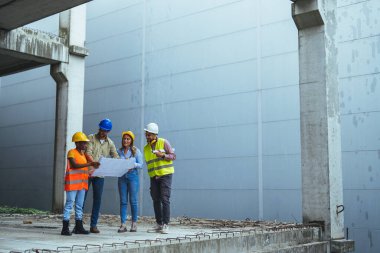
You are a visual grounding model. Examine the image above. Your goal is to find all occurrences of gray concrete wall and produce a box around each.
[0,0,379,252]
[338,0,380,252]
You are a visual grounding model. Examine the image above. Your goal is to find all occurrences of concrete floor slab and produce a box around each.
[0,214,322,253]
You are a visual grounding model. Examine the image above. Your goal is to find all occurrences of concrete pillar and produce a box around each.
[292,0,344,241]
[51,5,89,212]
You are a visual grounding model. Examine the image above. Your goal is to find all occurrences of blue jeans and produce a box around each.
[85,177,104,227]
[63,189,86,221]
[118,169,139,223]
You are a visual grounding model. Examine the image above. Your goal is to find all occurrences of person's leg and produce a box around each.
[128,171,139,222]
[74,189,86,221]
[63,191,76,221]
[160,174,173,225]
[150,176,162,225]
[73,189,89,234]
[118,176,128,228]
[61,191,76,236]
[90,177,104,229]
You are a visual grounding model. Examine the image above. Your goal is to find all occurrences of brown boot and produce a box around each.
[90,226,100,233]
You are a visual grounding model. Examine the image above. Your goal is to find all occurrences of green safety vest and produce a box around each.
[144,138,174,178]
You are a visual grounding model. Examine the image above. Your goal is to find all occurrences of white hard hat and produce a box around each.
[144,122,159,134]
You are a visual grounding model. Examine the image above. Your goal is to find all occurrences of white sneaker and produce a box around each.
[147,223,162,233]
[161,224,169,234]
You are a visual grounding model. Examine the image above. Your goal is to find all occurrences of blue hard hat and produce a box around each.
[99,118,112,131]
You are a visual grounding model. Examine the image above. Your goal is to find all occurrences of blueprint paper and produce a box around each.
[91,157,136,177]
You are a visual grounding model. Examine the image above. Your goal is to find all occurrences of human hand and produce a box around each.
[88,168,95,175]
[154,151,165,158]
[91,162,100,168]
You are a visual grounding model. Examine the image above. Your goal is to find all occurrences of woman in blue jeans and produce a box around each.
[117,130,143,232]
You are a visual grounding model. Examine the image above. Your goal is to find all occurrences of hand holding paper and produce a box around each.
[91,157,136,177]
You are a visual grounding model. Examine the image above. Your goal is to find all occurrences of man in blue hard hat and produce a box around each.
[85,118,119,233]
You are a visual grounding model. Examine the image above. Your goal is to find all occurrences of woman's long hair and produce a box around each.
[122,134,137,157]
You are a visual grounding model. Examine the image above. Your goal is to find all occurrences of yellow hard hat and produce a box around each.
[72,132,90,142]
[122,130,135,141]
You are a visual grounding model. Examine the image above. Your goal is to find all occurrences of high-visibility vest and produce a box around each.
[64,149,89,191]
[144,138,174,178]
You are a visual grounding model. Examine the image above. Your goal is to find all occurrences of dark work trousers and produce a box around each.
[150,174,172,225]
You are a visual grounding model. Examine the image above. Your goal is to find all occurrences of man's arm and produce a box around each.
[163,139,176,161]
[109,140,120,158]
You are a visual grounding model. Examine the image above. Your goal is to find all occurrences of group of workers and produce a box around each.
[61,119,176,236]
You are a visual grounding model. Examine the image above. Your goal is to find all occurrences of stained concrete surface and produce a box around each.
[0,214,321,253]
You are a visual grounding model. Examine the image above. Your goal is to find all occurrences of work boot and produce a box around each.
[61,220,72,236]
[73,220,89,234]
[90,226,100,233]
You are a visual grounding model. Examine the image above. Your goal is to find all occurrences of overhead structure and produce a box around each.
[0,0,91,77]
[291,0,353,252]
[0,0,91,212]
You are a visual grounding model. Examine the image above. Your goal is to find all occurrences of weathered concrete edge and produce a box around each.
[104,228,321,253]
[0,27,68,63]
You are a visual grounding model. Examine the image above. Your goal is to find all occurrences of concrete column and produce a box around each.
[292,0,343,241]
[51,5,89,212]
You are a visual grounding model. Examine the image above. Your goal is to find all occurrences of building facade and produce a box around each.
[0,0,379,252]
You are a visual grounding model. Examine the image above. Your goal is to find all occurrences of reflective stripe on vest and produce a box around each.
[144,138,174,178]
[65,149,89,191]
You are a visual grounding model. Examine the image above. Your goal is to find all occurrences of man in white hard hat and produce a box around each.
[143,123,176,234]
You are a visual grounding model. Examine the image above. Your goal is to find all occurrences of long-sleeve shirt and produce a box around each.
[86,133,119,162]
[117,147,143,169]
[151,138,176,161]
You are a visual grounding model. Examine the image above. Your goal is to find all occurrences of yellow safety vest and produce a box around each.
[144,138,174,178]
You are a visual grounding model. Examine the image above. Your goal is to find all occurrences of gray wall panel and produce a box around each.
[338,0,380,42]
[339,73,380,114]
[0,120,55,148]
[0,98,55,128]
[87,0,142,20]
[261,20,298,57]
[145,60,258,104]
[84,82,141,115]
[262,155,301,190]
[173,157,258,189]
[169,189,260,219]
[145,29,257,78]
[262,120,300,155]
[261,85,299,122]
[339,36,380,78]
[86,3,143,42]
[344,190,380,230]
[144,93,258,131]
[263,190,301,222]
[85,58,142,90]
[1,67,49,87]
[261,52,299,89]
[145,0,240,26]
[145,0,257,51]
[0,143,54,169]
[341,112,380,151]
[0,77,55,107]
[342,151,380,189]
[86,30,142,67]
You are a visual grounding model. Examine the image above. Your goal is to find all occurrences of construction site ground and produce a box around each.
[0,213,319,253]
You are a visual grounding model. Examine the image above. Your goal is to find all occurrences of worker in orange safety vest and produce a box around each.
[61,132,100,236]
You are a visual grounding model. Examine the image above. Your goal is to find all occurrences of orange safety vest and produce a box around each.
[64,149,89,191]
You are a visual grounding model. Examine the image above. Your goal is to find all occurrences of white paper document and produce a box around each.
[91,157,136,177]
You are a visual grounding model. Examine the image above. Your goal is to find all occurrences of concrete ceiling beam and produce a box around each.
[0,27,68,76]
